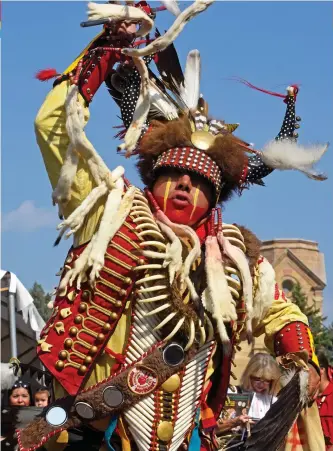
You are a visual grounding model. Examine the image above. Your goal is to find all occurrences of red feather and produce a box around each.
[35,68,59,82]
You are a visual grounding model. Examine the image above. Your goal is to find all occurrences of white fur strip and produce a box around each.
[52,143,79,209]
[156,220,183,284]
[86,2,154,37]
[218,232,253,339]
[179,49,201,110]
[56,182,108,241]
[51,83,84,209]
[261,140,329,180]
[118,57,150,155]
[160,0,181,16]
[122,0,215,57]
[65,85,112,187]
[59,237,96,291]
[204,235,237,350]
[88,184,136,283]
[252,257,276,322]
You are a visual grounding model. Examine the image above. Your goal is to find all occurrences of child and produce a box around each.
[34,387,50,408]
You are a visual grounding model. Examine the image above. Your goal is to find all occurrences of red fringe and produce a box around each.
[232,77,287,100]
[114,128,127,139]
[35,68,59,82]
[133,38,154,47]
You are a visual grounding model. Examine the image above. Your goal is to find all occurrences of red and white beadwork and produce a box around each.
[127,365,158,395]
[153,147,222,191]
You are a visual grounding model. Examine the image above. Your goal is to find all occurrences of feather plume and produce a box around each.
[149,84,179,120]
[261,140,329,180]
[35,68,59,82]
[179,49,201,110]
[160,0,181,16]
[154,28,184,94]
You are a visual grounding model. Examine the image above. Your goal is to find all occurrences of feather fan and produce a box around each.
[241,370,308,451]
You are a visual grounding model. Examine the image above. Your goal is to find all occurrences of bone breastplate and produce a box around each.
[119,200,246,450]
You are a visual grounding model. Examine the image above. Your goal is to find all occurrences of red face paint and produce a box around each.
[152,170,213,226]
[154,196,208,225]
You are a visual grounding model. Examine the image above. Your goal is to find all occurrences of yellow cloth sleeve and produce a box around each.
[253,294,309,354]
[35,80,106,245]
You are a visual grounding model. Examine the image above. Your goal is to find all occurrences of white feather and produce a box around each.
[179,49,201,110]
[160,0,181,16]
[261,140,329,180]
[149,85,179,120]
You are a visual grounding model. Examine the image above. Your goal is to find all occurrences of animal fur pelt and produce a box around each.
[241,369,309,451]
[261,140,329,181]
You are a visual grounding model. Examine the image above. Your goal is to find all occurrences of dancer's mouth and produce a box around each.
[172,191,191,208]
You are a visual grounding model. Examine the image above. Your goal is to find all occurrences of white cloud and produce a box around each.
[2,200,57,232]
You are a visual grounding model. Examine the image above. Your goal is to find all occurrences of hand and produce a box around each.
[234,415,255,426]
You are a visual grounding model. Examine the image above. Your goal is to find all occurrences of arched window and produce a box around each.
[282,279,295,297]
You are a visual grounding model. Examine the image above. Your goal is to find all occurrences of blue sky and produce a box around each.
[2,2,332,321]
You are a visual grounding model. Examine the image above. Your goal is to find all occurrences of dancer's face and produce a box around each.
[152,169,213,226]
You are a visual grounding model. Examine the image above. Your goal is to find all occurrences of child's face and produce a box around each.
[34,392,49,407]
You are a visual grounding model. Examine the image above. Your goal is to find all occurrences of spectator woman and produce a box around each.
[8,380,32,407]
[217,353,281,434]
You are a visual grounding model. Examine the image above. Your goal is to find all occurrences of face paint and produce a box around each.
[152,170,213,226]
[163,177,172,213]
[159,198,208,225]
[189,185,200,221]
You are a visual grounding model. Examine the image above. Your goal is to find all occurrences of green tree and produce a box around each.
[29,282,52,322]
[291,283,333,363]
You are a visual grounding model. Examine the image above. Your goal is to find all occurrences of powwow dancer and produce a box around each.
[18,1,328,450]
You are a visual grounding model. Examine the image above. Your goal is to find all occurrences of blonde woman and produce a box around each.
[217,353,281,435]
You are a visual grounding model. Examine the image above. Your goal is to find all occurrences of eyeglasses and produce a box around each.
[250,377,272,385]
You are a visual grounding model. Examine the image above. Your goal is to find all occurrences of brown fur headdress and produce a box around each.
[137,114,248,202]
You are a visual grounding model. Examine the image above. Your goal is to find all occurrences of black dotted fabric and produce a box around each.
[245,94,299,184]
